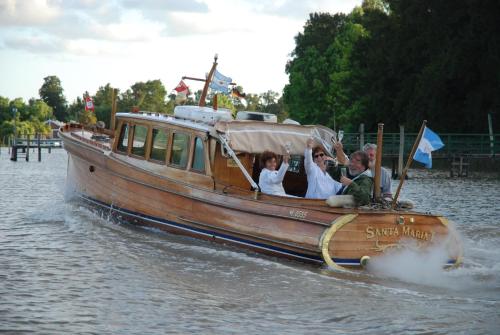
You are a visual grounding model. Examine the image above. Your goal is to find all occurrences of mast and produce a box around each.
[198,54,218,107]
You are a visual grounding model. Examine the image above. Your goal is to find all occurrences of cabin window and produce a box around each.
[117,123,129,153]
[150,128,168,162]
[131,124,148,157]
[170,132,189,168]
[191,137,205,172]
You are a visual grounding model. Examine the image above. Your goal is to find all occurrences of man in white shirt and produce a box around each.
[304,138,342,199]
[362,143,392,198]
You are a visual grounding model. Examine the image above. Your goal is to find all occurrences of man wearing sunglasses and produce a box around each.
[304,138,342,199]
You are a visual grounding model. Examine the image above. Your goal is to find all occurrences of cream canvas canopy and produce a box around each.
[213,121,337,156]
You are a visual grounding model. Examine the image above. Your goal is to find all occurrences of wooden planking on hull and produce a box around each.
[67,152,327,261]
[320,213,462,269]
[61,123,463,270]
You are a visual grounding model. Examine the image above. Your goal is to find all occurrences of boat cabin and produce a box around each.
[112,108,336,198]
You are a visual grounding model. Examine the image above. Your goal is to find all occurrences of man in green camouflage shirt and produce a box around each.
[329,151,373,206]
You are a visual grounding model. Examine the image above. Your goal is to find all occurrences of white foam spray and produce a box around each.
[367,240,452,287]
[367,223,464,288]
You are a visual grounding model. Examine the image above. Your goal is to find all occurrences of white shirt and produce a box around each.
[304,148,342,199]
[259,162,289,196]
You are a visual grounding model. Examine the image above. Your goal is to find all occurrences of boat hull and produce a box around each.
[61,129,462,269]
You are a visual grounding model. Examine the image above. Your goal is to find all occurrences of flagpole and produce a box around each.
[199,54,218,107]
[391,120,427,209]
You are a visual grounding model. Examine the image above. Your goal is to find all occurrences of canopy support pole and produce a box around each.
[218,135,259,192]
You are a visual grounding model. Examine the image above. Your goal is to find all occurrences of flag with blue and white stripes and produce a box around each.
[209,69,232,93]
[413,126,444,168]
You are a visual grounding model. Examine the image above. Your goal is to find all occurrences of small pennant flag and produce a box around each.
[231,88,246,98]
[174,80,189,95]
[84,96,94,112]
[413,126,444,168]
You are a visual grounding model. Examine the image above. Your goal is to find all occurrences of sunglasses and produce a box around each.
[314,153,325,159]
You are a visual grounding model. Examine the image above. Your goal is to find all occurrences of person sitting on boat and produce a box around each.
[334,142,391,198]
[336,150,374,206]
[258,150,290,196]
[304,138,343,199]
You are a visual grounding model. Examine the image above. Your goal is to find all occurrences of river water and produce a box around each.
[1,150,499,334]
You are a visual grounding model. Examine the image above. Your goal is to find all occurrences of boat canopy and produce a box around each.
[213,121,337,156]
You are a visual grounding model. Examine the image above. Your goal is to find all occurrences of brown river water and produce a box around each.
[1,150,499,334]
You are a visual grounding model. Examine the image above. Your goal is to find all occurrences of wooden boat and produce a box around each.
[60,60,462,270]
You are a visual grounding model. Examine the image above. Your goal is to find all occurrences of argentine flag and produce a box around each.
[209,69,232,93]
[413,127,444,168]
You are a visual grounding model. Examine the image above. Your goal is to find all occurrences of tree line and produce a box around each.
[0,75,286,141]
[3,0,497,138]
[283,0,500,133]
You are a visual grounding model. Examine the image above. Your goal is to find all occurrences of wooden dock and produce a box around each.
[7,137,62,162]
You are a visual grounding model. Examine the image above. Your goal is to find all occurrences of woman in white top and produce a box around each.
[258,151,290,196]
[304,138,342,199]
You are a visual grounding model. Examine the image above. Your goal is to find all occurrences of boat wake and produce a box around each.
[366,241,453,287]
[364,226,500,298]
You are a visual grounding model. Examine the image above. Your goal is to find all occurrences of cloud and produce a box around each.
[0,0,61,26]
[246,0,361,19]
[3,35,62,53]
[122,0,208,12]
[163,11,252,36]
[57,0,124,24]
[122,0,208,22]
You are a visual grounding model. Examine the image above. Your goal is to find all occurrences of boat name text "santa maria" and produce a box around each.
[366,226,435,241]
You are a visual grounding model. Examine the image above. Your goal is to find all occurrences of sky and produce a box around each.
[0,0,361,103]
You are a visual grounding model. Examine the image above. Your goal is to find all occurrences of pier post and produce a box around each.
[359,123,365,150]
[10,143,17,161]
[37,134,42,162]
[488,113,494,157]
[26,135,30,161]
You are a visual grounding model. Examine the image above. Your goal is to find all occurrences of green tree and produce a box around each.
[165,94,176,114]
[118,89,136,113]
[67,97,85,122]
[284,0,500,132]
[79,110,97,126]
[0,120,15,139]
[39,76,68,121]
[27,98,53,121]
[0,96,10,123]
[210,94,236,114]
[284,12,348,127]
[93,84,116,127]
[130,79,167,113]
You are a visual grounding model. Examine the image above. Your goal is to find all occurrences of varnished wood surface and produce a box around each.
[61,125,462,265]
[328,213,461,260]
